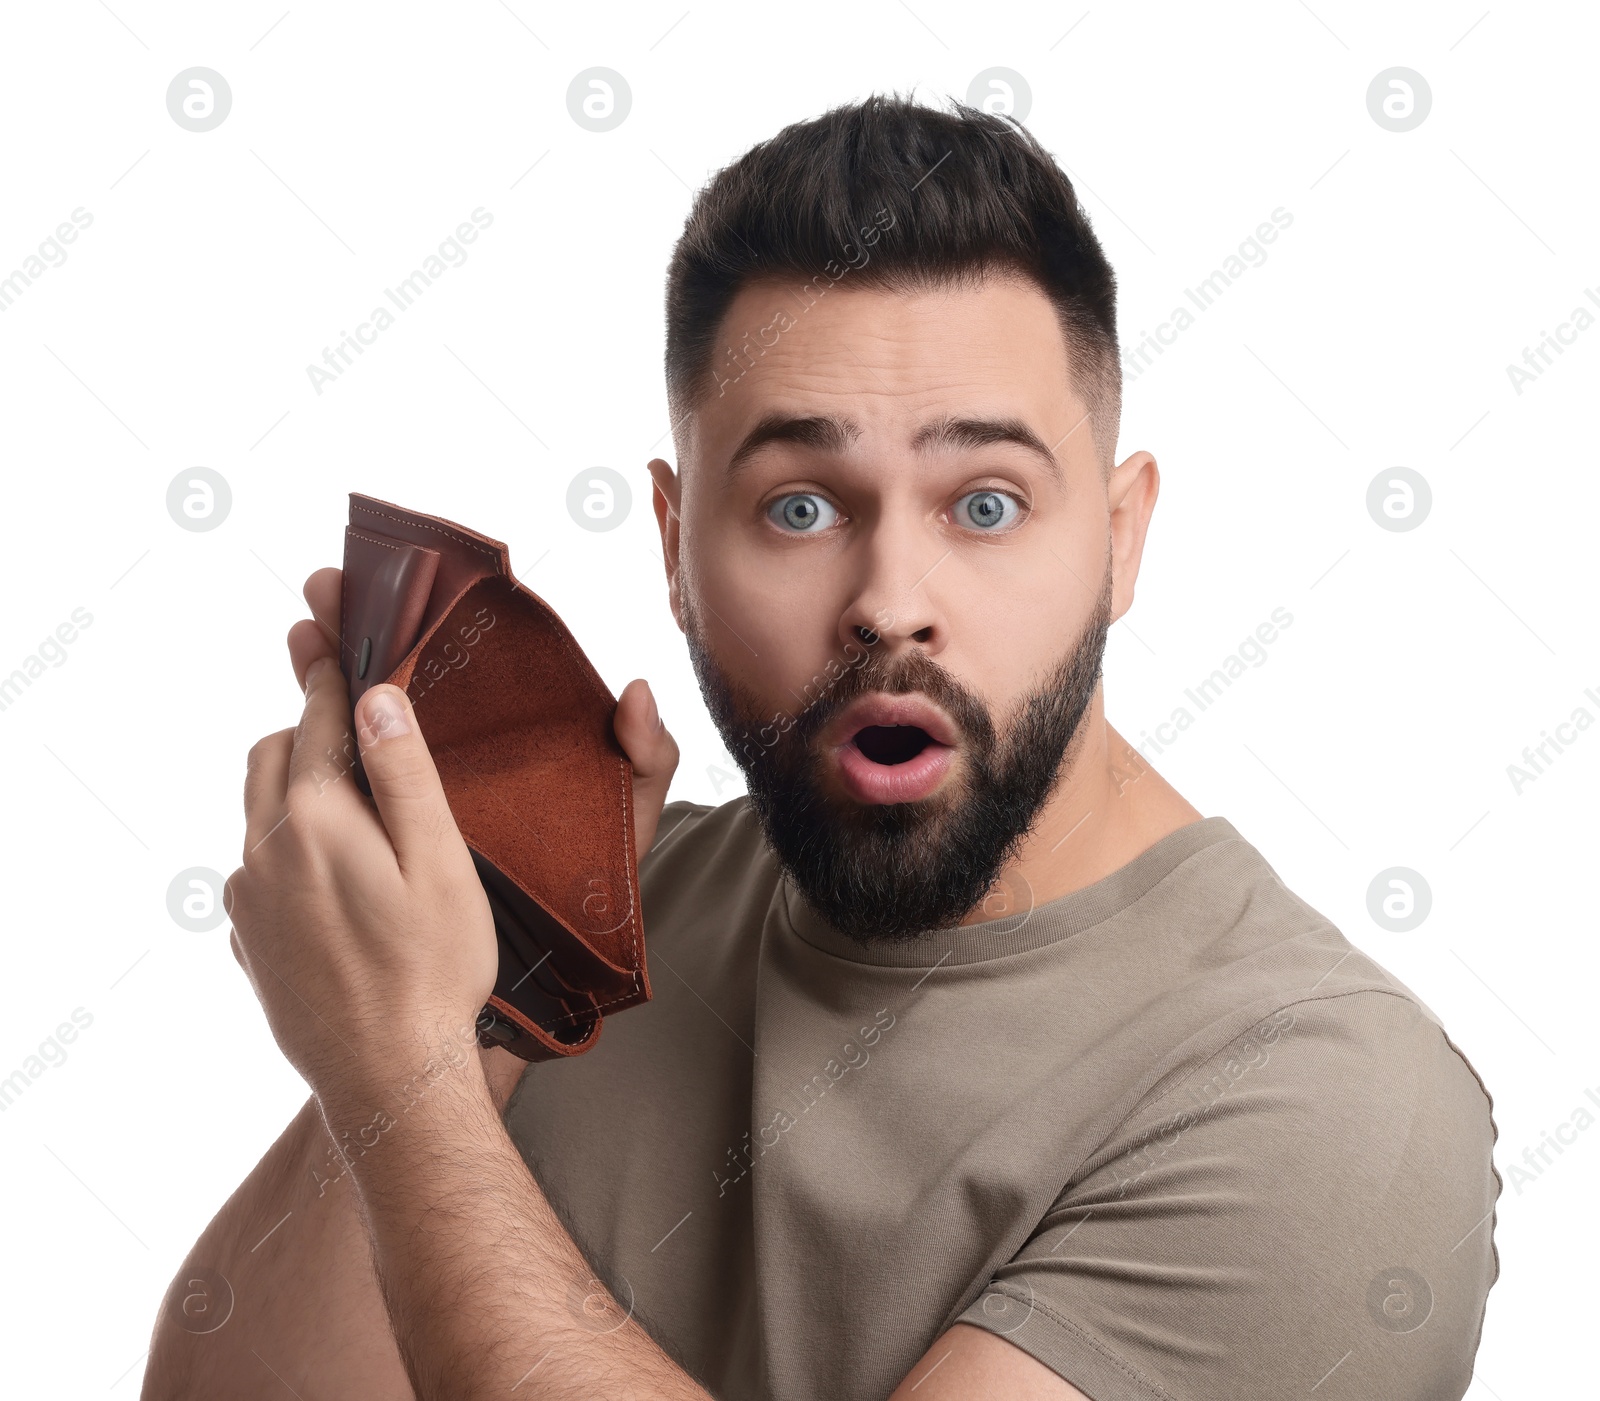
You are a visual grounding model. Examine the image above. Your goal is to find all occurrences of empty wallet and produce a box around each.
[337,492,649,1063]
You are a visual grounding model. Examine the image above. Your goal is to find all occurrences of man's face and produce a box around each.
[653,272,1126,943]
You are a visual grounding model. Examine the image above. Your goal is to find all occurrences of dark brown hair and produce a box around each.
[664,92,1121,466]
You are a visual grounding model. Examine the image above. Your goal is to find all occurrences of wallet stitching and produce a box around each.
[358,502,496,559]
[496,999,600,1042]
[552,985,643,1021]
[346,528,412,554]
[614,754,640,972]
[527,967,643,1024]
[521,983,644,1028]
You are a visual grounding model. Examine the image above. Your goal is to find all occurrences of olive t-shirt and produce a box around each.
[503,798,1500,1401]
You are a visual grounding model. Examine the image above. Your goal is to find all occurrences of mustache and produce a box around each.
[790,642,998,754]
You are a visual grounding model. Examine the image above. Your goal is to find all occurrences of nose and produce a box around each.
[836,524,948,662]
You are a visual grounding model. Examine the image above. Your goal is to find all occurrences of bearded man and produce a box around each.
[145,94,1498,1401]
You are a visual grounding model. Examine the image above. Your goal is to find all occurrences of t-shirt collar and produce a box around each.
[777,815,1242,967]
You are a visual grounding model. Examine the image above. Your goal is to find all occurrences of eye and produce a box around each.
[954,489,1023,532]
[767,493,839,533]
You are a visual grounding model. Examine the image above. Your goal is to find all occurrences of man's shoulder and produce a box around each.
[1156,818,1443,1016]
[637,794,783,939]
[646,793,765,866]
[1128,817,1493,1126]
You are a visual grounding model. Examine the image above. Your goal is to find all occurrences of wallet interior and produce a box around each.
[339,494,649,1062]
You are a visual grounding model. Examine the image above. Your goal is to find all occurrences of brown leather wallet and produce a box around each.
[337,492,648,1063]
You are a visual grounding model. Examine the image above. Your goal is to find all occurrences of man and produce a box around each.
[145,95,1499,1400]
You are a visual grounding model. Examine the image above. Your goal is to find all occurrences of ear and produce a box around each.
[1106,450,1159,624]
[648,457,685,632]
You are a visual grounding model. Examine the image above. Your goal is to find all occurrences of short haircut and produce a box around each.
[663,92,1122,469]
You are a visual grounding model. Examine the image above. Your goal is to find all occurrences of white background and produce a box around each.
[0,1,1594,1395]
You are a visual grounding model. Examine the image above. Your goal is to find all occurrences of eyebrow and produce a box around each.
[724,411,1063,485]
[725,412,860,476]
[912,415,1062,484]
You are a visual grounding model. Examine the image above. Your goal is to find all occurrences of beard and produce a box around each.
[682,565,1114,946]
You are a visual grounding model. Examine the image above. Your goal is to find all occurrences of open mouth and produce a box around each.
[852,724,939,766]
[827,698,959,805]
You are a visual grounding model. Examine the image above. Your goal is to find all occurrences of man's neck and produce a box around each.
[959,702,1204,925]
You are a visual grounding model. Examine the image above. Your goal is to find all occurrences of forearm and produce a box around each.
[144,1096,413,1400]
[329,1028,710,1401]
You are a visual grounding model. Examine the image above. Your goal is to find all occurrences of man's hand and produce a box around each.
[225,563,679,1111]
[180,566,707,1401]
[152,565,1083,1400]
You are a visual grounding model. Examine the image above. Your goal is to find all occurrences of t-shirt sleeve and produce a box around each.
[956,989,1501,1401]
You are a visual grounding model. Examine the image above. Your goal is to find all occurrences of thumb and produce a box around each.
[614,679,680,859]
[354,684,458,872]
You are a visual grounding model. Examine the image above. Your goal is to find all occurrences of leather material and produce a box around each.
[338,493,648,1062]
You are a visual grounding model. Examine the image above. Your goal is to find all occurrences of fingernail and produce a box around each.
[643,683,661,731]
[362,690,411,745]
[307,656,336,684]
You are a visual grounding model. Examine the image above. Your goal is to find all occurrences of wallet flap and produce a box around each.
[337,491,648,1064]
